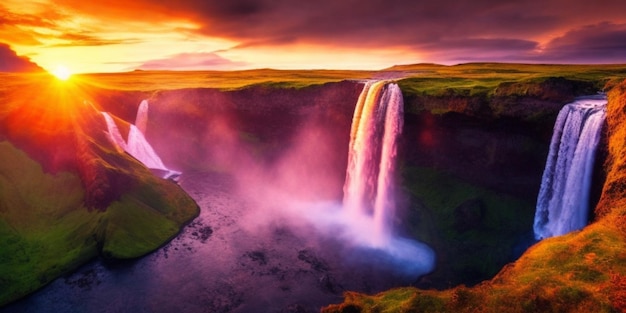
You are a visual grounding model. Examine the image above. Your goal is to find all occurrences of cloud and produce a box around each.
[0,43,42,72]
[61,0,623,64]
[137,52,247,70]
[532,22,626,63]
[7,0,626,69]
[51,32,141,47]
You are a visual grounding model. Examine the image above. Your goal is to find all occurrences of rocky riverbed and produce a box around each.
[2,171,419,313]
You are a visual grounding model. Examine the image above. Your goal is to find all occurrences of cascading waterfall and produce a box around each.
[101,100,180,180]
[343,81,404,247]
[533,96,607,240]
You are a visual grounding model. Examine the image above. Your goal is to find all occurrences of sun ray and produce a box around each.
[51,65,72,81]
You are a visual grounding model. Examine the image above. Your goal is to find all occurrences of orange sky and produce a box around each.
[2,0,626,73]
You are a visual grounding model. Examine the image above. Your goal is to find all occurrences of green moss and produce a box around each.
[0,133,199,305]
[0,141,99,305]
[402,166,534,285]
[99,197,179,258]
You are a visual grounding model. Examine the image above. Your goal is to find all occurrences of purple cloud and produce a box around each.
[0,43,42,72]
[33,0,626,64]
[137,52,247,70]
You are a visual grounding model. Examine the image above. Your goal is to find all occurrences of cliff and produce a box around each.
[81,73,605,289]
[322,79,626,313]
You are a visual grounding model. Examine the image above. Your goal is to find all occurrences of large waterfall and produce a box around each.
[533,96,606,240]
[343,81,404,247]
[101,100,180,180]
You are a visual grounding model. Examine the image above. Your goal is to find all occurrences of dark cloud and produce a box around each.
[22,0,626,64]
[0,43,42,72]
[137,52,247,70]
[533,23,626,63]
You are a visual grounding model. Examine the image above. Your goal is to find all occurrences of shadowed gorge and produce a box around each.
[1,64,626,312]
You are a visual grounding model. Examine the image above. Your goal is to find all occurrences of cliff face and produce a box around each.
[323,80,626,313]
[90,78,578,288]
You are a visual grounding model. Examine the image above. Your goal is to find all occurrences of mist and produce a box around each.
[4,83,435,313]
[144,82,435,276]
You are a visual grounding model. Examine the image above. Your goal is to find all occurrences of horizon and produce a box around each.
[5,61,626,77]
[2,1,626,74]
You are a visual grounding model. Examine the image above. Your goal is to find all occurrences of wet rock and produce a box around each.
[246,250,268,266]
[297,249,330,272]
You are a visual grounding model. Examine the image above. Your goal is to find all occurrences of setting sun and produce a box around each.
[51,65,72,81]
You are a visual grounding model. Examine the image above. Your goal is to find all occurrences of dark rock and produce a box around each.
[297,249,330,272]
[246,250,268,266]
[453,198,486,233]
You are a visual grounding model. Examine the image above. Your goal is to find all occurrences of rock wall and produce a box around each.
[93,79,583,288]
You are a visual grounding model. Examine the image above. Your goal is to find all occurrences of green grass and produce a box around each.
[0,141,99,304]
[395,63,626,103]
[0,138,199,305]
[75,69,375,91]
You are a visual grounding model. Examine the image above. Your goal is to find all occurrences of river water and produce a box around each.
[2,171,414,313]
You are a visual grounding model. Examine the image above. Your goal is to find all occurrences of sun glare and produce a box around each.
[51,65,72,81]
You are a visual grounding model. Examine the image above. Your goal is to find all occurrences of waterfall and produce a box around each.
[135,100,149,134]
[101,112,128,152]
[533,96,606,240]
[101,101,180,180]
[343,81,404,247]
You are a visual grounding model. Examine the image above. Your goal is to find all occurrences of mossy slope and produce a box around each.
[0,75,199,306]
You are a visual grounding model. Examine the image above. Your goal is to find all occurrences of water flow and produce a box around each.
[101,112,127,152]
[126,124,170,172]
[533,96,606,239]
[101,101,180,180]
[343,81,404,247]
[135,100,149,134]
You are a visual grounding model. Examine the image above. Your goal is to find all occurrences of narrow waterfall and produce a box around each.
[101,101,180,180]
[533,96,607,240]
[101,112,128,152]
[343,81,404,247]
[135,99,149,134]
[126,124,171,173]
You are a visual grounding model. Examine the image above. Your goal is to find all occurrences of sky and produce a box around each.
[1,0,626,73]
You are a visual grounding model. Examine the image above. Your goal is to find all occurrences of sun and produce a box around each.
[51,65,72,81]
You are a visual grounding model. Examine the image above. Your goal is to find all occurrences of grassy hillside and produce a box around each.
[322,79,626,313]
[0,74,199,305]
